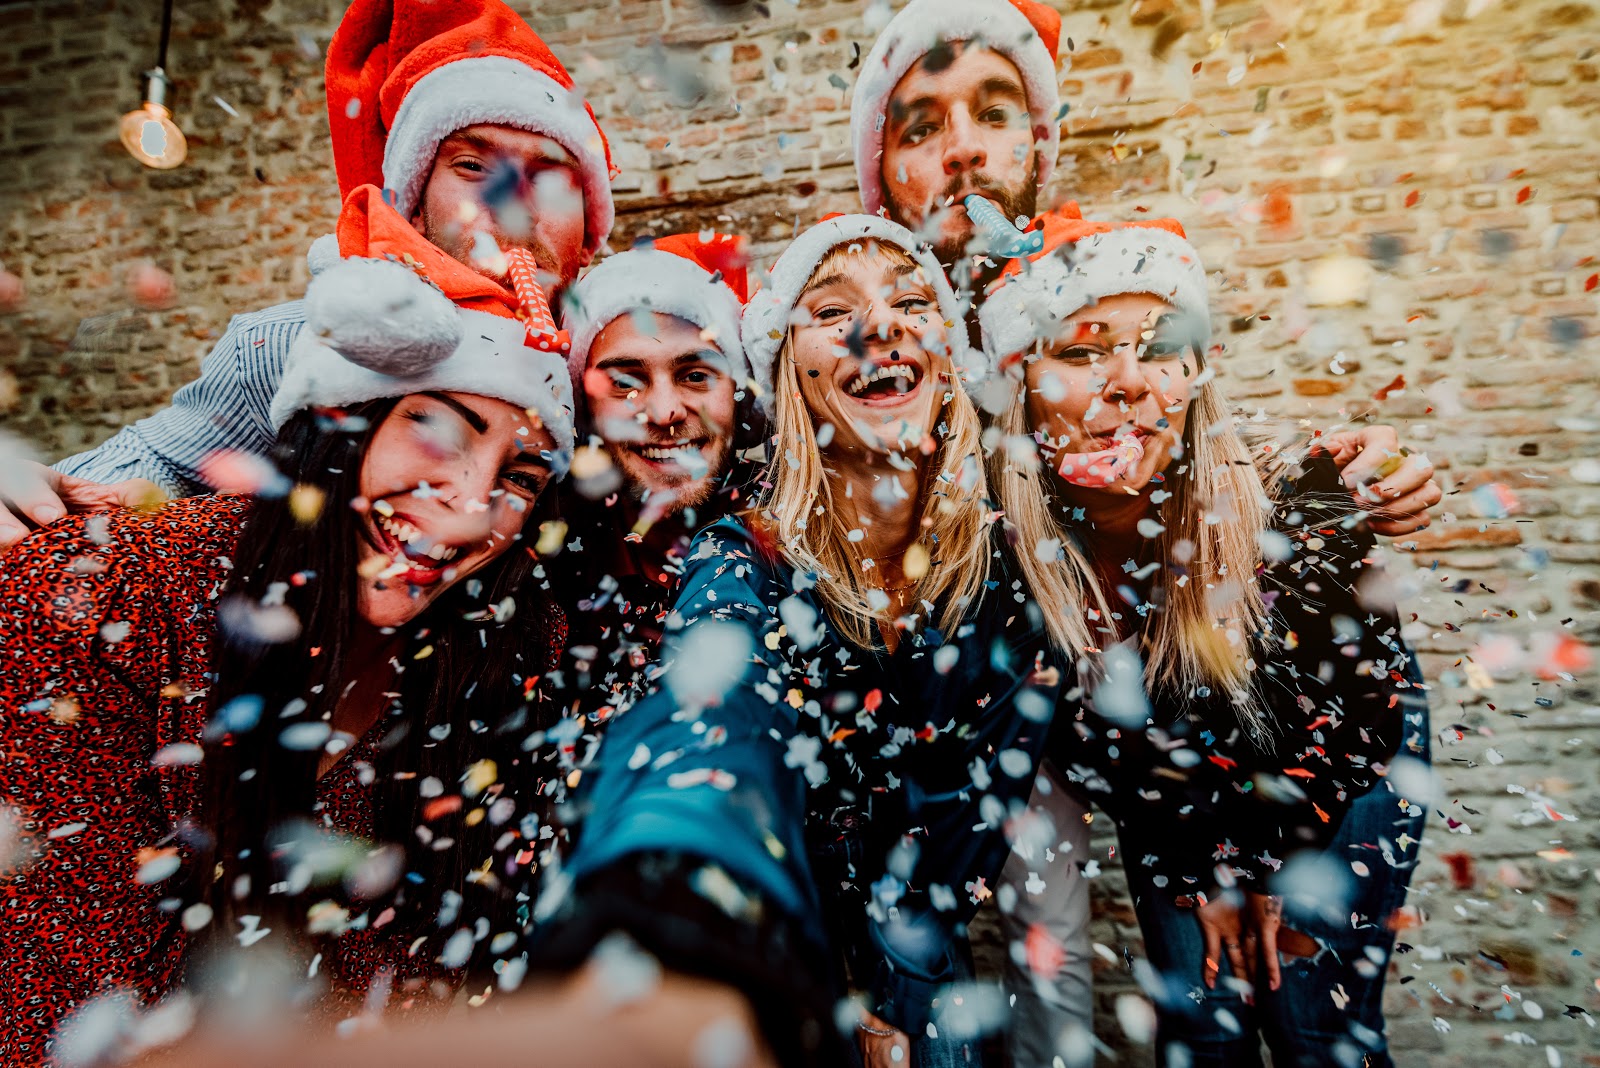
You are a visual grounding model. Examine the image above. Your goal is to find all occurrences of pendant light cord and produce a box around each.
[157,0,175,71]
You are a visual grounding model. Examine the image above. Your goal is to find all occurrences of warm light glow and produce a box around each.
[119,100,187,169]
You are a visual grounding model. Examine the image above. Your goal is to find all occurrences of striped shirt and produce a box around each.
[53,301,307,497]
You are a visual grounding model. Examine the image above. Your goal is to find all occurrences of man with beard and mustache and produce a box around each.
[850,9,1095,1063]
[851,0,1061,290]
[551,232,761,716]
[0,0,617,548]
[847,3,1440,1065]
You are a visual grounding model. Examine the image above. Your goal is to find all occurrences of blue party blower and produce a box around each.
[964,194,1044,258]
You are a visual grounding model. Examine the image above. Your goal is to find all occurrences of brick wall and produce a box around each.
[2,0,1599,1062]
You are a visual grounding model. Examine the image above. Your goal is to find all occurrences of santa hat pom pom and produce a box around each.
[304,257,462,377]
[306,233,342,277]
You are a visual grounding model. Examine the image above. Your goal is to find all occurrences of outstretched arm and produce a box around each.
[50,304,301,498]
[538,521,843,1066]
[555,522,819,928]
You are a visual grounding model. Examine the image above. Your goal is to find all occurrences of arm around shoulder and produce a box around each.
[52,303,303,495]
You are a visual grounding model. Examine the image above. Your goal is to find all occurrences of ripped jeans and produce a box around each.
[1124,695,1431,1068]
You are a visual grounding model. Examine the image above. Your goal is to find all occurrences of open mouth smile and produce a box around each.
[365,506,470,588]
[842,357,925,407]
[627,440,707,469]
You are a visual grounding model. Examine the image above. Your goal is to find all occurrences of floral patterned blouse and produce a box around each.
[0,495,564,1064]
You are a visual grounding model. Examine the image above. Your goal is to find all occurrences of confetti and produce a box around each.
[1115,993,1157,1044]
[0,268,23,312]
[199,449,291,497]
[126,261,177,311]
[1468,482,1518,519]
[4,8,1592,1061]
[1373,374,1406,401]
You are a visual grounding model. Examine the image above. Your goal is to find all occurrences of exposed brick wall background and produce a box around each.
[3,0,1599,1062]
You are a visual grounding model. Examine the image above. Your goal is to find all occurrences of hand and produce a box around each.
[1195,889,1249,994]
[858,1010,910,1067]
[1243,891,1287,993]
[143,965,780,1068]
[0,461,165,551]
[570,965,781,1068]
[1195,890,1290,996]
[1314,426,1441,537]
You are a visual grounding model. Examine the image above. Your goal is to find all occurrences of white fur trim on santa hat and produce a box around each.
[851,0,1060,217]
[739,214,972,414]
[270,307,576,467]
[383,56,614,254]
[562,248,747,388]
[976,226,1212,378]
[303,256,464,377]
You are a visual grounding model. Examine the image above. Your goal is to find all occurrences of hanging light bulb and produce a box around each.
[120,0,186,170]
[120,68,187,169]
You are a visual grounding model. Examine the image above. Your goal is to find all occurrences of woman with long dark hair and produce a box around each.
[0,186,577,1059]
[977,207,1428,1067]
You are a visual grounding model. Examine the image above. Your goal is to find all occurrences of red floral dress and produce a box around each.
[0,496,561,1063]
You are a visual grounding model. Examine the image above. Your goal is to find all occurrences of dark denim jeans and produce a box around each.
[913,1032,983,1068]
[1125,692,1431,1068]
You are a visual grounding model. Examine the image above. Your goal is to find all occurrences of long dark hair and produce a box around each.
[193,398,563,981]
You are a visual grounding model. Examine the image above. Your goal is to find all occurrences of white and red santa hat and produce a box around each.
[325,0,617,257]
[272,184,575,466]
[739,213,973,413]
[850,0,1063,218]
[976,202,1211,377]
[562,232,751,390]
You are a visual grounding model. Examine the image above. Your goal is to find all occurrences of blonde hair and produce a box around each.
[752,242,992,649]
[991,350,1280,739]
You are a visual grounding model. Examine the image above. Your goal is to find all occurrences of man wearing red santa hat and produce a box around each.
[549,231,763,716]
[0,0,616,547]
[851,0,1064,273]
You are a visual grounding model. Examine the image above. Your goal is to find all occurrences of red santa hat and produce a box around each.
[562,231,751,390]
[739,213,973,414]
[976,203,1211,379]
[325,0,617,256]
[850,0,1062,217]
[272,184,575,465]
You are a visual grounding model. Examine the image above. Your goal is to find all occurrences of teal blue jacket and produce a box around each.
[563,515,1058,1032]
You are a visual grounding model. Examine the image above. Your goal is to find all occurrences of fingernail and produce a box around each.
[34,506,62,523]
